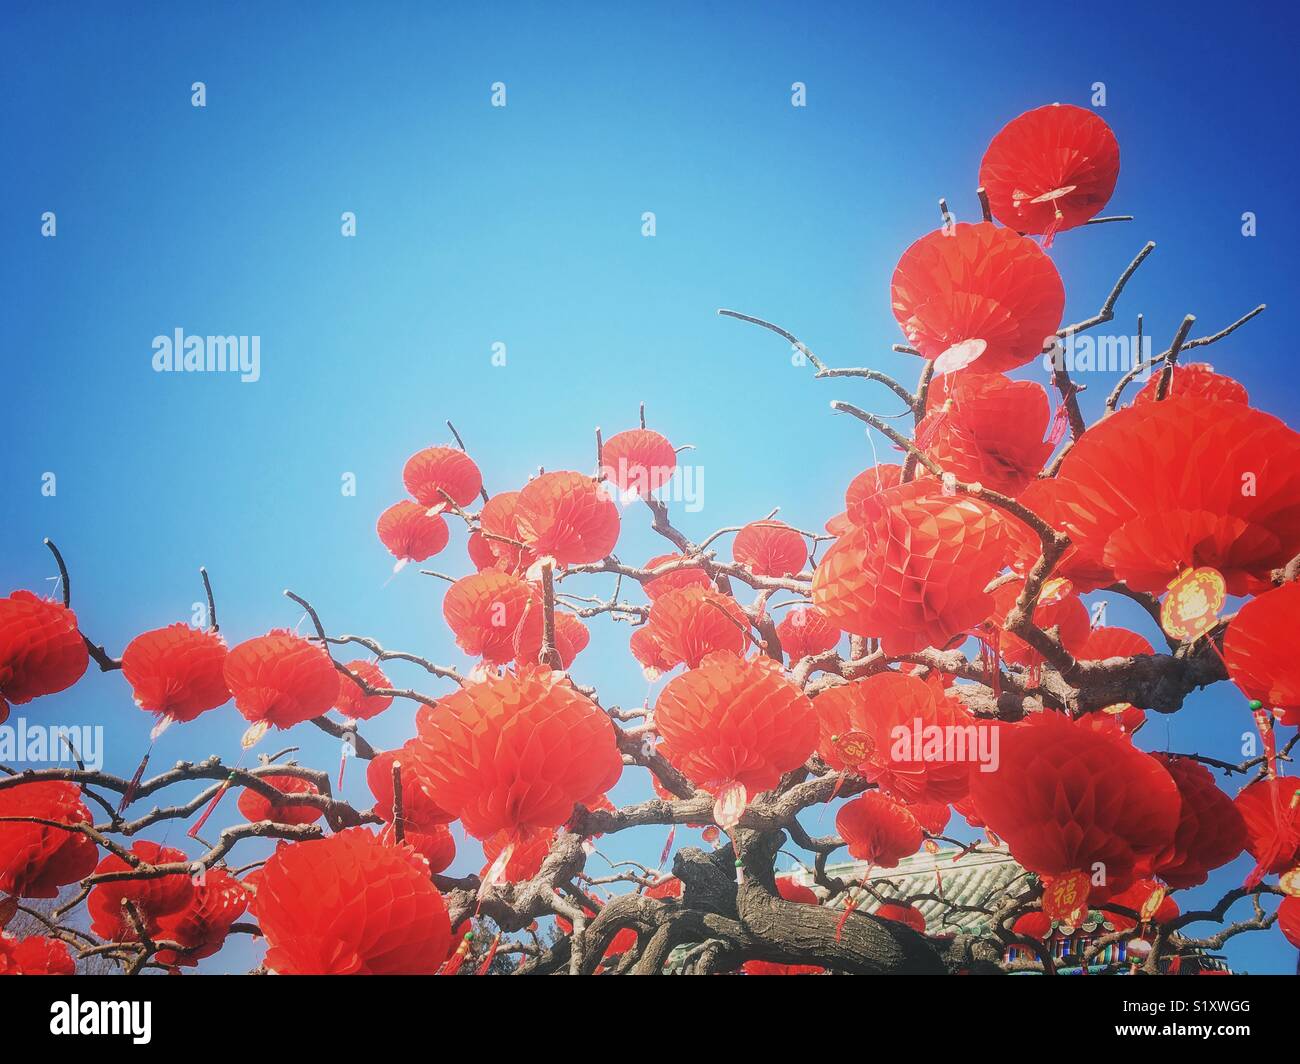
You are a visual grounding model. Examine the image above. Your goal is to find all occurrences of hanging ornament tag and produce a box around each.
[924,839,940,856]
[1278,865,1300,897]
[1160,567,1226,642]
[1041,871,1089,925]
[934,338,987,375]
[1046,399,1072,447]
[701,826,721,846]
[1037,577,1073,607]
[481,840,515,892]
[1136,881,1167,922]
[832,731,874,765]
[712,780,748,830]
[241,721,270,750]
[391,557,410,575]
[941,471,958,496]
[149,716,174,743]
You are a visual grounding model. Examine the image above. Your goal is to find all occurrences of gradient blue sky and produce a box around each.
[3,1,1298,973]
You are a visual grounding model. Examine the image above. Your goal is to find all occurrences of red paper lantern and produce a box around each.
[384,822,456,875]
[512,609,591,670]
[236,773,324,826]
[732,521,808,578]
[968,712,1180,904]
[836,793,924,867]
[333,659,393,721]
[890,222,1065,374]
[402,446,482,512]
[641,553,712,600]
[1134,363,1248,406]
[442,569,538,664]
[875,901,926,934]
[0,780,98,898]
[1148,754,1246,889]
[1278,896,1300,949]
[416,668,623,842]
[906,800,951,836]
[1036,396,1300,596]
[629,625,676,680]
[844,464,904,527]
[0,591,89,715]
[154,867,248,968]
[817,672,976,804]
[87,840,194,941]
[514,471,621,566]
[600,429,677,495]
[654,653,818,808]
[471,491,536,575]
[916,373,1054,496]
[1234,777,1300,877]
[376,500,449,565]
[367,744,454,832]
[1225,581,1300,725]
[776,607,839,662]
[250,827,451,975]
[979,104,1120,238]
[120,623,230,725]
[812,481,1010,654]
[1012,911,1053,940]
[646,585,750,669]
[0,933,75,975]
[223,630,341,733]
[986,578,1091,669]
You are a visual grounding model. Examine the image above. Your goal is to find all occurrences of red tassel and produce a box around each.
[835,897,857,942]
[188,775,234,839]
[1047,399,1071,447]
[475,931,502,975]
[117,749,152,814]
[657,826,676,870]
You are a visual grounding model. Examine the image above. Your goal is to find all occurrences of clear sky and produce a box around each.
[3,0,1298,973]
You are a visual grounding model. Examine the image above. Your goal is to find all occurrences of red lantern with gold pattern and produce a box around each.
[968,712,1180,905]
[1033,396,1300,596]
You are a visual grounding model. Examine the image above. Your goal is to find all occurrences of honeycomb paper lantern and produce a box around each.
[1224,581,1300,725]
[333,659,394,721]
[120,623,230,725]
[1133,363,1248,406]
[1147,754,1245,889]
[890,221,1065,374]
[600,429,677,496]
[402,446,483,513]
[415,668,623,842]
[376,500,449,565]
[250,828,451,975]
[979,103,1120,239]
[836,793,924,867]
[646,585,750,669]
[732,521,809,578]
[776,607,840,662]
[514,471,620,567]
[0,780,98,898]
[236,773,324,826]
[87,840,194,941]
[0,591,89,716]
[223,630,341,730]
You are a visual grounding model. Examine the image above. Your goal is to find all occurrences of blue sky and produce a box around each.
[2,1,1297,973]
